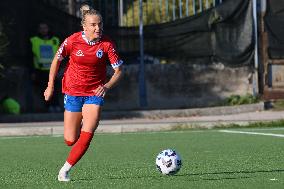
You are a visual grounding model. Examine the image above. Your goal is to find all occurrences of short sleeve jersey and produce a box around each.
[57,32,123,96]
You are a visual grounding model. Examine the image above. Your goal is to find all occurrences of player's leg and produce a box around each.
[58,95,84,182]
[58,96,103,182]
[63,110,82,146]
[81,104,101,133]
[65,104,101,166]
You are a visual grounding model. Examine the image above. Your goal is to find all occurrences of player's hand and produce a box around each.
[44,86,54,101]
[93,85,109,97]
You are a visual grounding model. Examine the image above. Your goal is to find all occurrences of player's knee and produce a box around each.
[64,139,76,146]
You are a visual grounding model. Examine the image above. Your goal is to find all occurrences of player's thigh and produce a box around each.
[81,104,102,133]
[64,110,83,141]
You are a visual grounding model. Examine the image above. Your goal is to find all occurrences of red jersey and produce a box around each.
[57,32,123,96]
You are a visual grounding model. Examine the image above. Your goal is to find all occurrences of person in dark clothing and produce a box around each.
[30,22,61,112]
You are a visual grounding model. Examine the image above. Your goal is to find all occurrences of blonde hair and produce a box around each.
[80,4,103,26]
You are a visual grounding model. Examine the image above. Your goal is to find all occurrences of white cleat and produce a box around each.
[57,171,70,182]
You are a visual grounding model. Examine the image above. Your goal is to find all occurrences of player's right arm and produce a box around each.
[44,38,70,101]
[44,56,60,101]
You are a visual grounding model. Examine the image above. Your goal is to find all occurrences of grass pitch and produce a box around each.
[0,127,283,189]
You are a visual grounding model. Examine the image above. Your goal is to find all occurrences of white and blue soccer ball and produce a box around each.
[155,149,182,175]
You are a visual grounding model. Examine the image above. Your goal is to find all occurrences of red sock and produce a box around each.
[66,131,94,166]
[65,139,76,146]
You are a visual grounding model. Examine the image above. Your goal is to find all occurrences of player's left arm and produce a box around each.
[104,66,123,89]
[94,66,123,97]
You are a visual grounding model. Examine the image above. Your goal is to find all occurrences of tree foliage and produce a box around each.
[122,0,216,26]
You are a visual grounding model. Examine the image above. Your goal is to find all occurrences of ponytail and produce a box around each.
[80,4,103,26]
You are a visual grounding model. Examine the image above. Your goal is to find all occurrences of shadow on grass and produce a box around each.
[182,169,284,176]
[175,169,284,181]
[104,169,284,181]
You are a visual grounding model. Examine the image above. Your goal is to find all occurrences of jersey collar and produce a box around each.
[82,31,100,46]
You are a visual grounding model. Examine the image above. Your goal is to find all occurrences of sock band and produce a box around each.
[64,139,76,146]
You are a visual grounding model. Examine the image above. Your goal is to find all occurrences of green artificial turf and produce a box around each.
[0,128,283,189]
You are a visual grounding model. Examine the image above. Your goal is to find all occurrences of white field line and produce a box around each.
[1,128,284,140]
[0,136,43,140]
[242,128,284,131]
[0,130,208,140]
[219,130,284,138]
[0,135,62,140]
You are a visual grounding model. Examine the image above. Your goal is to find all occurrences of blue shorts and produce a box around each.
[64,94,104,112]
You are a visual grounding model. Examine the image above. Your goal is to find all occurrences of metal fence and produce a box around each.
[116,0,224,26]
[42,0,225,27]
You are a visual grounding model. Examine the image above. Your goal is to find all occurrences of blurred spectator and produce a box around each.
[30,22,61,112]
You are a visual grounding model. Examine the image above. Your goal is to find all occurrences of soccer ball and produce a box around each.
[155,149,182,175]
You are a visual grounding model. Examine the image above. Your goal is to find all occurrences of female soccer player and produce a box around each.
[44,5,123,182]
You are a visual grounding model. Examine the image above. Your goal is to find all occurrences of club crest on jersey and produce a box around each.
[76,50,84,56]
[96,49,103,58]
